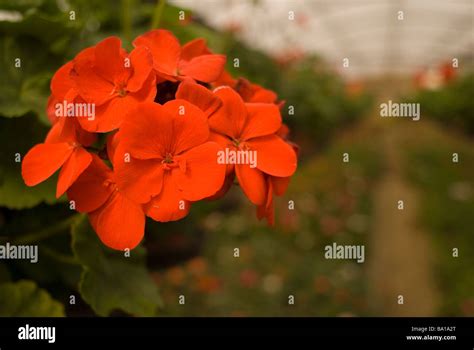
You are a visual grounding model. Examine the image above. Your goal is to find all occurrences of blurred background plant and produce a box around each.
[410,73,474,135]
[0,0,472,317]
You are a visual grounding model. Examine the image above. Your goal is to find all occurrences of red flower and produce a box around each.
[256,125,298,224]
[175,80,222,117]
[71,37,156,132]
[113,100,226,222]
[256,175,291,225]
[176,82,297,208]
[213,69,236,88]
[22,117,96,198]
[213,72,282,106]
[133,30,226,83]
[68,155,145,250]
[208,86,296,205]
[235,78,279,104]
[46,61,76,124]
[22,29,300,250]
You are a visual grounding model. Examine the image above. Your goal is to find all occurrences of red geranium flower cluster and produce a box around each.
[21,30,298,250]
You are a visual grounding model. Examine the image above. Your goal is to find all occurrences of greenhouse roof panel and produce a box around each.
[171,0,474,78]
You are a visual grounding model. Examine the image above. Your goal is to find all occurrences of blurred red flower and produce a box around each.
[239,269,259,288]
[207,87,296,205]
[133,30,225,83]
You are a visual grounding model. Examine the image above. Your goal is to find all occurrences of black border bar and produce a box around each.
[0,317,472,347]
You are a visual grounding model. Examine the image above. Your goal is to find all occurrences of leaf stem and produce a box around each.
[150,0,166,29]
[122,0,133,44]
[41,246,81,265]
[7,214,82,245]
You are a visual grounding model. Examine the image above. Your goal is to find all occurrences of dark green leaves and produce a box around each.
[71,216,162,316]
[0,115,61,209]
[0,280,64,316]
[0,36,57,120]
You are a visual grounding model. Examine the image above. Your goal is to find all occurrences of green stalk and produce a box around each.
[8,214,82,245]
[41,246,81,266]
[150,0,166,29]
[122,0,133,44]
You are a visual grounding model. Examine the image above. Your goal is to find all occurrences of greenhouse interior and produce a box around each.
[0,0,473,319]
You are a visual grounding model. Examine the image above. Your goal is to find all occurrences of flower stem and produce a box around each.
[122,0,133,44]
[8,214,82,245]
[150,0,166,29]
[41,246,81,266]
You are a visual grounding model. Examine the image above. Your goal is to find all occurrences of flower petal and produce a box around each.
[99,100,129,131]
[206,171,235,200]
[75,118,97,146]
[46,95,59,124]
[77,97,125,133]
[145,173,190,222]
[174,142,226,201]
[248,135,297,177]
[175,81,222,117]
[50,61,74,99]
[73,46,96,64]
[22,143,73,186]
[277,123,290,139]
[180,38,210,61]
[118,102,172,159]
[67,154,113,213]
[56,147,92,197]
[237,78,277,103]
[127,46,154,92]
[235,164,266,205]
[133,29,180,77]
[178,54,226,83]
[213,69,236,88]
[47,117,96,146]
[208,132,234,175]
[129,72,157,101]
[162,99,209,154]
[241,103,281,140]
[114,148,164,204]
[256,177,274,225]
[106,131,120,162]
[45,117,76,144]
[209,131,232,148]
[79,76,156,133]
[250,87,277,103]
[89,192,145,250]
[272,176,291,196]
[94,36,129,83]
[209,87,247,139]
[72,59,115,106]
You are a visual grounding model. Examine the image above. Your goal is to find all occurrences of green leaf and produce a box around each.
[0,170,59,209]
[0,0,45,12]
[0,6,77,44]
[71,216,162,316]
[0,36,54,119]
[0,280,64,316]
[0,114,63,209]
[1,205,81,287]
